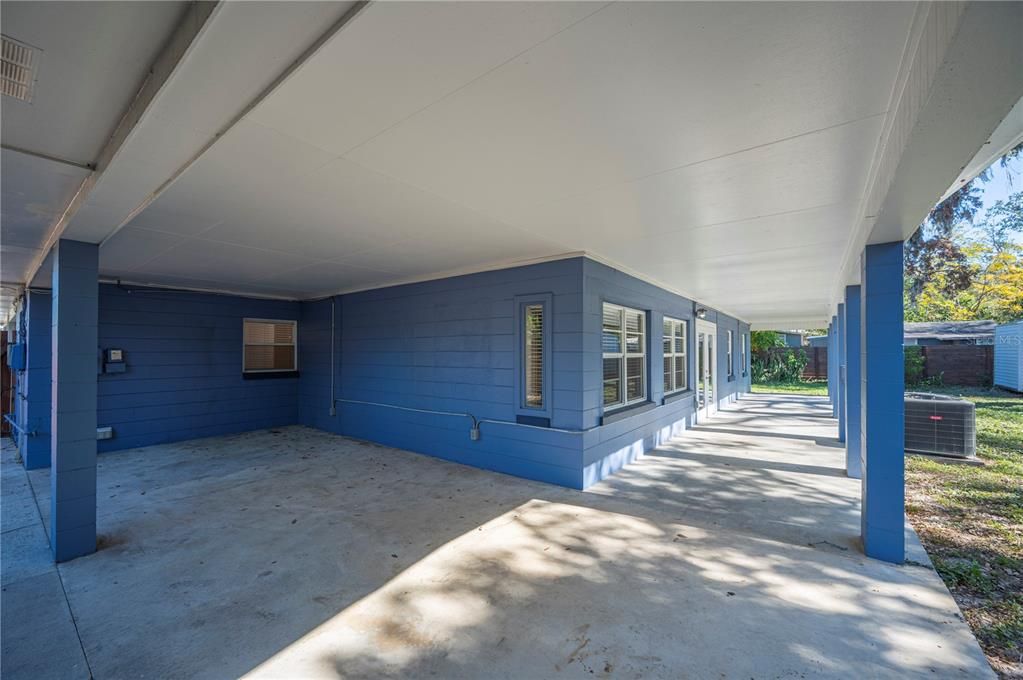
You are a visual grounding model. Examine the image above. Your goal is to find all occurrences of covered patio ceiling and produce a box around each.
[2,1,1021,328]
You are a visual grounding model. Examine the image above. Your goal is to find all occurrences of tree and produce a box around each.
[750,331,784,353]
[908,190,1023,324]
[904,143,1022,304]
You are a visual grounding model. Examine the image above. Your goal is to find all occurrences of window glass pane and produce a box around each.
[663,319,672,338]
[273,323,295,344]
[626,356,644,401]
[675,354,686,390]
[664,356,672,392]
[625,310,643,335]
[603,304,622,330]
[273,345,296,370]
[524,304,544,408]
[244,321,274,344]
[603,357,621,406]
[603,329,622,354]
[663,337,672,354]
[626,332,643,354]
[244,345,274,370]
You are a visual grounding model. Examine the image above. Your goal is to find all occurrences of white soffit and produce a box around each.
[100,2,923,323]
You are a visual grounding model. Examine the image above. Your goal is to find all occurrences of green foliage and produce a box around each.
[752,348,808,383]
[750,331,784,353]
[905,346,925,385]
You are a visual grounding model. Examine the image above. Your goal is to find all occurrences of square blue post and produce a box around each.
[826,322,833,404]
[860,242,904,563]
[22,291,52,469]
[837,303,846,442]
[50,240,99,562]
[844,285,862,479]
[829,316,838,415]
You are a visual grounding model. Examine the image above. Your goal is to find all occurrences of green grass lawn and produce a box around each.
[904,387,1022,678]
[750,380,828,396]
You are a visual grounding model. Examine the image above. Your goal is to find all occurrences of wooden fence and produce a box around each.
[755,345,994,386]
[915,345,993,387]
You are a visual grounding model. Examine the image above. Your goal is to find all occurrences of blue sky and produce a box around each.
[974,153,1021,221]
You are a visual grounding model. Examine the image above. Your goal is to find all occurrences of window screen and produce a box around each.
[663,317,687,393]
[603,303,646,408]
[243,320,296,372]
[524,303,544,408]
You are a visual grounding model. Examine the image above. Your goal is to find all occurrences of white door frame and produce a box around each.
[696,319,718,422]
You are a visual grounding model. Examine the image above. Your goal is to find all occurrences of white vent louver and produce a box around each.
[1,35,39,102]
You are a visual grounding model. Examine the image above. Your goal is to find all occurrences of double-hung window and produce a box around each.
[663,317,687,393]
[727,330,734,379]
[243,319,297,373]
[603,303,646,409]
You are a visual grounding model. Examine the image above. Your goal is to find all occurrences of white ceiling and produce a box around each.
[4,2,1022,327]
[0,1,187,321]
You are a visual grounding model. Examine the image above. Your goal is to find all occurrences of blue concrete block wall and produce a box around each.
[18,255,750,494]
[300,258,588,488]
[578,259,749,485]
[22,291,52,468]
[96,285,300,451]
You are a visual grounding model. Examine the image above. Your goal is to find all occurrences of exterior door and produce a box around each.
[696,320,717,421]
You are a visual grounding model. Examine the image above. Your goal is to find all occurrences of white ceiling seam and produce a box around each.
[97,1,371,250]
[18,0,221,291]
[0,144,95,171]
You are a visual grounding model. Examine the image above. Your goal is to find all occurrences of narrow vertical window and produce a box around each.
[740,332,747,374]
[603,303,646,408]
[663,317,687,393]
[524,303,544,408]
[516,294,552,419]
[727,330,734,378]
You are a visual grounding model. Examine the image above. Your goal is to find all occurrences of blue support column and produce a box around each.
[837,303,846,443]
[844,285,862,478]
[860,242,904,563]
[826,323,834,402]
[829,316,838,415]
[50,240,99,562]
[22,291,52,469]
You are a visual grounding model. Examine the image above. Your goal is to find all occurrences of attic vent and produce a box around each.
[1,35,39,102]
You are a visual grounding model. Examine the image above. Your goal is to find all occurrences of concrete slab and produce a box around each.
[1,441,91,680]
[6,395,993,679]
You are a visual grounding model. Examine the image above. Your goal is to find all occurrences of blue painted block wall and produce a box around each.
[22,291,52,468]
[300,258,588,488]
[579,259,749,485]
[296,257,751,490]
[96,285,300,452]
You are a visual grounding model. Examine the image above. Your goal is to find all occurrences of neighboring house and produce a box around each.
[807,335,828,348]
[994,321,1023,392]
[781,332,804,347]
[904,321,996,346]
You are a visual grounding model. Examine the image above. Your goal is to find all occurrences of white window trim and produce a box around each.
[602,303,647,410]
[663,317,688,394]
[243,318,298,373]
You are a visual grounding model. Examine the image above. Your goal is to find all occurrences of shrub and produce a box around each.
[752,348,809,383]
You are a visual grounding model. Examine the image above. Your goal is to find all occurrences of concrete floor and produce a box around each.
[1,394,992,679]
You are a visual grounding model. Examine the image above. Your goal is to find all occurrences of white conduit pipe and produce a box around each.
[331,398,590,437]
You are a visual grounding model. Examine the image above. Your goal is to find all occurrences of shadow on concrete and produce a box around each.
[10,394,991,679]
